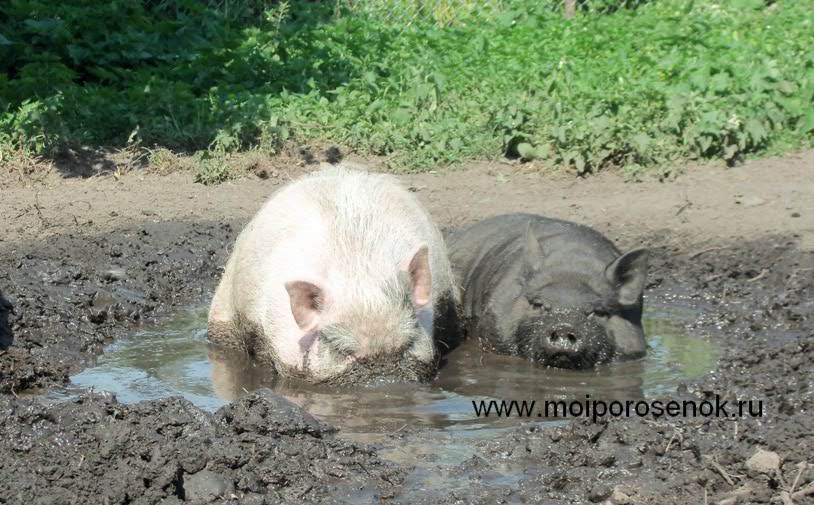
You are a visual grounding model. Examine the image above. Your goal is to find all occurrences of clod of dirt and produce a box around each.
[0,389,403,503]
[183,469,235,503]
[746,449,780,474]
[603,486,635,505]
[217,389,334,437]
[102,267,127,282]
[588,484,613,502]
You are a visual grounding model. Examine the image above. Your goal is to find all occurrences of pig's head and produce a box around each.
[512,226,649,369]
[281,245,437,384]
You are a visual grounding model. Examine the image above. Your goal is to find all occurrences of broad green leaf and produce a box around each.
[745,118,767,143]
[631,133,650,153]
[390,108,411,124]
[724,144,739,160]
[574,154,586,173]
[516,142,538,160]
[365,99,385,115]
[23,18,65,34]
[801,111,814,134]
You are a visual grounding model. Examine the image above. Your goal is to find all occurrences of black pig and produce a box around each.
[448,214,648,369]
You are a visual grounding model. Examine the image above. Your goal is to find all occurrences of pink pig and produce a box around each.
[208,166,456,383]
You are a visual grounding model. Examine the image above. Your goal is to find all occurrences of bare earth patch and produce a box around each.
[0,151,812,504]
[1,149,812,249]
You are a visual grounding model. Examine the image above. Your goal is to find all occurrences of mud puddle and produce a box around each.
[49,298,719,486]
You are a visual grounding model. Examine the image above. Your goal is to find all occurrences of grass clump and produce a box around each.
[1,0,813,178]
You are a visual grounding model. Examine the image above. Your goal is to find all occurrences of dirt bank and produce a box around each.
[0,390,403,504]
[1,151,812,503]
[0,220,235,394]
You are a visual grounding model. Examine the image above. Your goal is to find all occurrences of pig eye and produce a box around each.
[591,305,611,318]
[530,298,548,310]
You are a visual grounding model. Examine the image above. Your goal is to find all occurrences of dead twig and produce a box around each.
[690,246,728,259]
[33,191,47,228]
[790,462,808,493]
[792,482,814,500]
[665,428,683,453]
[389,423,408,436]
[705,455,736,486]
[747,269,769,283]
[676,189,692,217]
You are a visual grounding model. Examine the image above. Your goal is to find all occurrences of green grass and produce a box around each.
[1,0,813,179]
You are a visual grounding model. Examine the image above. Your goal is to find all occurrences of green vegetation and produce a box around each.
[1,0,813,179]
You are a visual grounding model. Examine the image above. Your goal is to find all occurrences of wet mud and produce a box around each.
[431,241,814,504]
[0,390,402,504]
[1,218,812,503]
[0,221,236,394]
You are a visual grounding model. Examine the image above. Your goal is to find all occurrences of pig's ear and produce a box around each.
[285,281,324,331]
[605,248,649,306]
[403,244,432,307]
[523,222,545,274]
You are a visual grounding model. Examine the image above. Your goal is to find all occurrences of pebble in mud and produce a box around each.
[102,267,127,282]
[588,483,613,502]
[603,486,635,505]
[745,448,780,474]
[183,469,235,503]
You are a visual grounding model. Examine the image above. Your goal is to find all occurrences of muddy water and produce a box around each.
[65,303,719,472]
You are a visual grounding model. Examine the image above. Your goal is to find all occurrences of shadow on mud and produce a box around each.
[0,290,12,349]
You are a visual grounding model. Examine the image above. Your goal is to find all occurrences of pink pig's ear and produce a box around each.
[402,244,432,308]
[285,281,324,331]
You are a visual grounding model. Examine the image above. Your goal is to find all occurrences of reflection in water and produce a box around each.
[70,309,226,411]
[70,305,719,451]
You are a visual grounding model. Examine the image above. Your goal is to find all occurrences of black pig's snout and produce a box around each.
[547,324,581,350]
[516,310,614,369]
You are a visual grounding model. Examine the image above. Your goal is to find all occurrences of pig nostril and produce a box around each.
[567,334,577,344]
[549,332,559,342]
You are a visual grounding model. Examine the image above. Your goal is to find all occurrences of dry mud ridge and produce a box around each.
[1,151,813,504]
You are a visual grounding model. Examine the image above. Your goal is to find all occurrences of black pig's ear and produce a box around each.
[523,222,545,274]
[605,248,649,306]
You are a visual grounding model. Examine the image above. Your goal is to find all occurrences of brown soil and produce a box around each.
[2,149,812,249]
[0,149,812,504]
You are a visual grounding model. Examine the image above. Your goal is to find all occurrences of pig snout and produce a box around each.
[545,323,582,352]
[519,309,614,369]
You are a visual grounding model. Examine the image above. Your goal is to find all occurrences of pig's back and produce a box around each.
[233,167,452,316]
[448,214,621,316]
[296,168,450,296]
